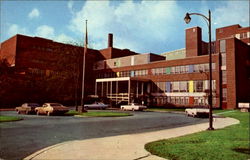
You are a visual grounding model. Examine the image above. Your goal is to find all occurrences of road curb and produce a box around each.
[24,117,239,160]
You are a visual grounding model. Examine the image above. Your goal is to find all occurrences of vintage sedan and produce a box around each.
[185,107,209,118]
[84,102,109,110]
[15,103,40,114]
[120,103,147,111]
[35,103,69,116]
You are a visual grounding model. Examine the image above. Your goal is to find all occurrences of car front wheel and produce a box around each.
[36,111,40,115]
[46,111,50,116]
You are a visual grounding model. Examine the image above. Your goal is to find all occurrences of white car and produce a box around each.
[121,103,147,111]
[185,108,209,117]
[84,102,109,110]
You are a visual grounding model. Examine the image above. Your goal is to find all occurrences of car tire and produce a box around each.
[36,111,40,115]
[17,110,20,114]
[132,108,135,111]
[25,110,29,115]
[121,107,124,111]
[46,111,50,116]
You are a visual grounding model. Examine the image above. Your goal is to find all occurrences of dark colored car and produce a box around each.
[35,103,69,116]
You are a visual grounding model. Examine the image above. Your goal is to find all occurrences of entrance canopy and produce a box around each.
[95,77,150,105]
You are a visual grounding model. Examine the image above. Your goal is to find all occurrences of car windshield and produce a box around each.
[50,103,62,106]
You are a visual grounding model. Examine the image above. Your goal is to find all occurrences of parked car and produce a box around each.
[185,107,209,117]
[84,102,109,110]
[15,103,40,114]
[120,103,147,111]
[35,103,69,116]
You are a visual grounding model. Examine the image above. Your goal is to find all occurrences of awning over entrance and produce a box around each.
[95,77,150,105]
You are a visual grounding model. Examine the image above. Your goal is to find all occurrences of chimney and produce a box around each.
[108,33,113,48]
[185,27,202,57]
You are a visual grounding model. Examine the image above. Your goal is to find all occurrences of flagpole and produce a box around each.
[80,20,88,111]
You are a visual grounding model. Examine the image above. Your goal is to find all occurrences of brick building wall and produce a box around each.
[1,24,249,108]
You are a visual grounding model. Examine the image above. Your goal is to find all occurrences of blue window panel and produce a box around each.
[189,65,194,73]
[131,71,134,77]
[166,82,171,92]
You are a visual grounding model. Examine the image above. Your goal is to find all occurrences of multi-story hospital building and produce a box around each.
[1,24,249,109]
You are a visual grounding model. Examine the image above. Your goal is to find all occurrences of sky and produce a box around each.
[0,0,249,54]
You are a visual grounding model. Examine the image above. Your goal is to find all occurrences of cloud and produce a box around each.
[35,25,55,39]
[68,0,73,10]
[35,25,76,44]
[28,8,40,19]
[7,24,28,37]
[213,1,249,28]
[67,0,74,14]
[54,33,75,44]
[68,1,183,53]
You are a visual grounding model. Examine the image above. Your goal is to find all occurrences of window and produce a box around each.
[185,97,189,104]
[172,82,180,92]
[194,81,203,92]
[222,88,227,101]
[222,71,227,84]
[221,53,226,66]
[204,63,209,72]
[179,81,187,92]
[180,66,187,73]
[171,67,175,74]
[170,97,175,103]
[194,97,199,105]
[151,69,156,75]
[220,40,226,53]
[165,82,171,92]
[159,82,165,93]
[180,97,185,104]
[175,97,180,104]
[212,63,216,70]
[189,65,194,73]
[175,66,180,74]
[166,67,171,74]
[194,64,200,72]
[131,71,135,77]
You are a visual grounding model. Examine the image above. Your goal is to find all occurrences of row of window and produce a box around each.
[152,96,216,106]
[28,68,62,77]
[152,80,216,93]
[152,63,215,75]
[96,63,216,78]
[32,46,54,52]
[97,69,148,78]
[235,32,250,39]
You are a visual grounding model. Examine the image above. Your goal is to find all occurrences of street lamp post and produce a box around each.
[184,10,214,130]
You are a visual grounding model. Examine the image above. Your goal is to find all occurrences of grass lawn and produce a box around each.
[145,110,250,160]
[65,110,132,117]
[0,115,23,122]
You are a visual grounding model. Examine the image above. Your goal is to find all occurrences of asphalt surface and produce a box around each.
[0,110,207,160]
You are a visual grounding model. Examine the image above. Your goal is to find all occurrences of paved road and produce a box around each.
[0,110,207,160]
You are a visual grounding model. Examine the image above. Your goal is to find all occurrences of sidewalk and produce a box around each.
[25,117,239,160]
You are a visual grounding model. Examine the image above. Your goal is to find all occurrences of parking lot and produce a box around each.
[0,110,207,160]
